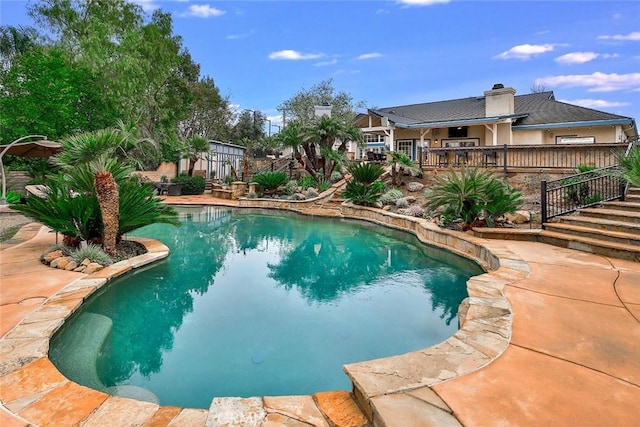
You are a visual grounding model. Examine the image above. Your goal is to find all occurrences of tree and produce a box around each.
[0,45,115,143]
[278,79,366,125]
[0,25,39,69]
[28,0,195,144]
[53,125,156,253]
[182,136,210,177]
[178,76,233,141]
[388,151,422,186]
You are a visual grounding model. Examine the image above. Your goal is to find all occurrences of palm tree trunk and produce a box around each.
[94,170,119,255]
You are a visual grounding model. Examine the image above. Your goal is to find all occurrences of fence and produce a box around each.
[540,167,625,223]
[419,143,626,172]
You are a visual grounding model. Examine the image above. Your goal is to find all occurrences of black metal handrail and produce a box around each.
[540,166,625,224]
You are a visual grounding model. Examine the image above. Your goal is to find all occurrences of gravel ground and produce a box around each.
[0,213,34,241]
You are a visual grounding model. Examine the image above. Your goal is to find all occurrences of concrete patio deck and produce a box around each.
[1,196,639,426]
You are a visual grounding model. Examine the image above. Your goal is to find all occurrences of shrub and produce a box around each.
[3,191,23,204]
[379,188,403,205]
[483,179,523,227]
[171,174,205,195]
[306,188,319,198]
[344,162,386,206]
[398,205,425,218]
[330,171,343,183]
[71,243,113,265]
[285,180,298,196]
[424,167,522,228]
[317,179,331,192]
[297,175,315,190]
[11,173,180,244]
[395,198,410,208]
[618,145,640,187]
[253,171,288,195]
[224,175,235,185]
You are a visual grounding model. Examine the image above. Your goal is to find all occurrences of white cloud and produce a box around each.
[536,72,640,92]
[356,52,383,60]
[555,52,600,64]
[268,50,324,60]
[597,31,640,41]
[333,69,361,77]
[495,44,556,60]
[180,5,226,18]
[226,30,255,40]
[560,99,630,109]
[132,0,159,11]
[314,59,338,67]
[396,0,450,6]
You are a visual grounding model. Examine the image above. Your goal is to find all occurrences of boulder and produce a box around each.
[65,261,79,271]
[83,263,104,274]
[505,210,531,224]
[50,256,70,269]
[407,182,424,192]
[43,250,64,263]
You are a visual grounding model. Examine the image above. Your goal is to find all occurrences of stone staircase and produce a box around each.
[540,187,640,261]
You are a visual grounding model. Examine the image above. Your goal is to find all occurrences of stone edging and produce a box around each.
[0,204,530,426]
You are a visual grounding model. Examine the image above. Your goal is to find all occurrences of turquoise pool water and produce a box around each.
[50,206,481,409]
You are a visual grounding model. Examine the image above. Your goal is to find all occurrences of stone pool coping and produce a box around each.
[0,203,529,426]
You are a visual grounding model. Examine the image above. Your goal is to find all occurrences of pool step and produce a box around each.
[48,312,112,391]
[204,391,371,426]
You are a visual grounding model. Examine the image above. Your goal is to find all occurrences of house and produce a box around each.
[353,84,638,161]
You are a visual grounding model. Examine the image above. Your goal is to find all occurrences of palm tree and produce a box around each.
[182,136,210,176]
[388,151,422,186]
[301,116,363,179]
[54,127,140,255]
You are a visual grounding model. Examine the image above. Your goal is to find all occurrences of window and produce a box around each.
[448,126,468,138]
[364,134,386,144]
[396,140,413,159]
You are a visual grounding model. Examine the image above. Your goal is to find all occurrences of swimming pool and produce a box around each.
[49,206,482,409]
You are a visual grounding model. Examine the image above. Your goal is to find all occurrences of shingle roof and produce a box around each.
[371,91,634,127]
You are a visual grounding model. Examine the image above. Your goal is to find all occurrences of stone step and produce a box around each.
[543,223,640,247]
[627,187,640,196]
[539,230,640,262]
[556,215,640,235]
[576,207,640,224]
[600,200,640,213]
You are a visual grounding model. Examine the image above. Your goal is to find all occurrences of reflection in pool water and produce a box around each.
[50,206,482,409]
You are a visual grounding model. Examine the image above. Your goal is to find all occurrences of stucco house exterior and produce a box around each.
[353,84,638,161]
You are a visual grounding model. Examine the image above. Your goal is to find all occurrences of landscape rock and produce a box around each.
[83,263,104,274]
[505,210,531,224]
[64,261,79,271]
[50,256,70,269]
[407,182,424,192]
[43,250,63,263]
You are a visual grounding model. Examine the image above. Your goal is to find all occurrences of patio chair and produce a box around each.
[482,149,498,166]
[366,151,376,162]
[454,150,468,166]
[437,151,449,167]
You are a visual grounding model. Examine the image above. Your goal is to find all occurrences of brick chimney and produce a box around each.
[484,83,516,117]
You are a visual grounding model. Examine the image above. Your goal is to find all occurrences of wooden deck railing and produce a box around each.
[418,143,627,172]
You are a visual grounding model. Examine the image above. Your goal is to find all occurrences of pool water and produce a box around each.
[50,206,481,409]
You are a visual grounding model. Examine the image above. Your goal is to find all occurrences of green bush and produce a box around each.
[171,174,205,195]
[380,188,403,205]
[11,173,180,243]
[424,167,522,227]
[71,243,113,265]
[297,175,315,190]
[344,162,386,206]
[618,145,640,187]
[253,171,288,194]
[3,191,23,204]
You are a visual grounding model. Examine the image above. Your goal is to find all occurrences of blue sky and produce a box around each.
[2,0,639,131]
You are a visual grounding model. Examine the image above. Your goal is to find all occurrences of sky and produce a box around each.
[1,0,639,132]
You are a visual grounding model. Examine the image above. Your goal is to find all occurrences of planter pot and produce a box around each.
[167,184,182,196]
